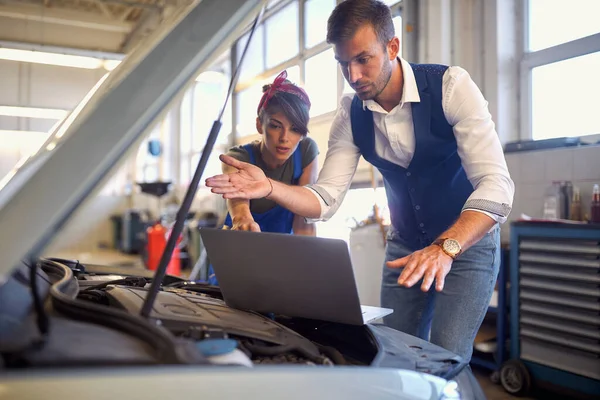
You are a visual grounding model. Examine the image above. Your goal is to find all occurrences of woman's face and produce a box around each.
[256,111,304,165]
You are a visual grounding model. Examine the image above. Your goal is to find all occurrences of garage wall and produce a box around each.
[502,145,600,243]
[44,192,129,255]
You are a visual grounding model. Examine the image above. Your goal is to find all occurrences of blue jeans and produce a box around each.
[381,227,501,362]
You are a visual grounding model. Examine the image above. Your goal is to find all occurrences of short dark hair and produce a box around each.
[326,0,395,47]
[259,80,310,136]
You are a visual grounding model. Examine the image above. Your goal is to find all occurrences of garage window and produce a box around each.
[522,0,600,141]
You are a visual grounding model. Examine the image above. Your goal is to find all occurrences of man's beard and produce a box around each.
[357,62,392,101]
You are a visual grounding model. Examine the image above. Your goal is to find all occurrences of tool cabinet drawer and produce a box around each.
[519,238,600,256]
[520,289,600,312]
[520,338,600,381]
[520,301,600,325]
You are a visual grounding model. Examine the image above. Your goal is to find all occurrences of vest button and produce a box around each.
[410,188,415,192]
[415,205,421,210]
[419,223,424,228]
[406,172,411,177]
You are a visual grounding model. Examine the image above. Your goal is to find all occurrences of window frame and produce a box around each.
[179,82,231,187]
[520,0,600,141]
[231,0,407,143]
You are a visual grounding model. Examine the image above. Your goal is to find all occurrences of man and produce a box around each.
[206,0,514,362]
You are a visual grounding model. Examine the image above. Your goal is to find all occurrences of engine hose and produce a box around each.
[169,283,223,299]
[81,277,147,292]
[316,344,347,365]
[244,342,331,365]
[41,260,207,366]
[243,342,297,356]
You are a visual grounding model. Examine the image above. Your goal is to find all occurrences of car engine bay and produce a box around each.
[0,257,466,380]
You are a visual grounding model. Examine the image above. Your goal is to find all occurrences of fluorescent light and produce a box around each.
[0,130,49,136]
[0,106,68,119]
[0,48,102,69]
[0,48,121,70]
[103,59,121,71]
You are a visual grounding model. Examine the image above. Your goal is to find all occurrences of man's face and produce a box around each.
[333,24,395,101]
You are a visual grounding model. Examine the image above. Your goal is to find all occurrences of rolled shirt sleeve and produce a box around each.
[442,66,515,223]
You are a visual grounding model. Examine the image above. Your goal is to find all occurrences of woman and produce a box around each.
[207,70,319,284]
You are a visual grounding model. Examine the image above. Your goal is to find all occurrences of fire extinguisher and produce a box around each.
[146,222,181,276]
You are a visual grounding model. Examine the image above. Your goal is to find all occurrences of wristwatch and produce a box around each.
[433,238,462,259]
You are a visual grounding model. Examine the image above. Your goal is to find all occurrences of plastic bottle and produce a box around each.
[569,186,582,221]
[543,182,563,220]
[562,181,573,220]
[196,339,253,367]
[591,184,600,223]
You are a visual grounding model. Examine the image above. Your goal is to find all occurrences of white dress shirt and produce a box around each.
[306,57,514,225]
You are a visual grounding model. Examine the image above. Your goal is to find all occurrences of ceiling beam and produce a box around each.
[117,6,132,21]
[0,2,133,33]
[94,0,114,19]
[119,8,160,52]
[98,0,162,11]
[0,39,126,60]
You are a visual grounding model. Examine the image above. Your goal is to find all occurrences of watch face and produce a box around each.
[443,239,461,255]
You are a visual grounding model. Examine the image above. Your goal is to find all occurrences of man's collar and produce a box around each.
[362,57,421,112]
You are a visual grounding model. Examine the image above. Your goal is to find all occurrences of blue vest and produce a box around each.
[350,63,473,251]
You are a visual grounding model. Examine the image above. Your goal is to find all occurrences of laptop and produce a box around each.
[199,228,393,326]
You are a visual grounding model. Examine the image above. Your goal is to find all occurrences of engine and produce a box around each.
[0,258,463,382]
[0,259,482,400]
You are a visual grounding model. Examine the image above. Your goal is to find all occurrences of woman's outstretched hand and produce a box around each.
[205,154,272,200]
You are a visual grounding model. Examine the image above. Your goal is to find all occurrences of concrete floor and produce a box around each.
[473,367,592,400]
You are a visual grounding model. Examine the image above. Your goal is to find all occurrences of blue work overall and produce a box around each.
[206,143,303,285]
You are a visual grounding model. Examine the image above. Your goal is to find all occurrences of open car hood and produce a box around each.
[0,0,266,283]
